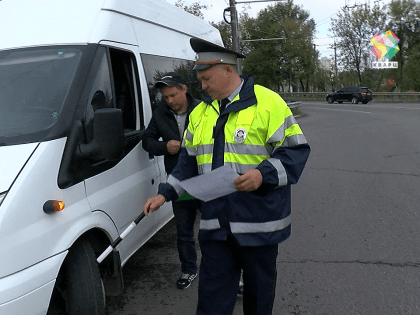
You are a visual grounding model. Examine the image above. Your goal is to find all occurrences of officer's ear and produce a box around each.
[227,64,240,75]
[225,64,234,72]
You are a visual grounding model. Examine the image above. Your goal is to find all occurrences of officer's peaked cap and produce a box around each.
[190,37,246,71]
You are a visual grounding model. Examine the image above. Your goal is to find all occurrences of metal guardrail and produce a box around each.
[280,92,420,97]
[372,92,420,96]
[287,101,301,109]
[282,92,325,96]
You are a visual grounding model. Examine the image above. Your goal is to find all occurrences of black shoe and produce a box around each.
[177,273,197,289]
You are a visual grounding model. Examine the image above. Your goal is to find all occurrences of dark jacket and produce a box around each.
[142,93,200,174]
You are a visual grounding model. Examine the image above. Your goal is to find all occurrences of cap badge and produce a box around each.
[234,128,247,143]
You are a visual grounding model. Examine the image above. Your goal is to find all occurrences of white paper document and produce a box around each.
[179,165,240,202]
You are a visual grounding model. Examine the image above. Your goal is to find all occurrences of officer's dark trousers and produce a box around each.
[196,236,279,315]
[172,199,200,274]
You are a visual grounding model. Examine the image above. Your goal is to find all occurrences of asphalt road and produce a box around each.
[104,100,420,315]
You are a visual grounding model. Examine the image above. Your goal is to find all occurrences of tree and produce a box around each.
[329,4,387,86]
[403,43,420,90]
[210,20,233,49]
[386,0,420,91]
[313,64,336,92]
[240,0,316,92]
[174,0,210,20]
[173,0,211,98]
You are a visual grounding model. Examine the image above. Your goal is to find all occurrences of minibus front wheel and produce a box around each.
[52,239,106,315]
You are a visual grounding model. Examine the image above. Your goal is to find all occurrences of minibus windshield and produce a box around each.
[0,47,82,145]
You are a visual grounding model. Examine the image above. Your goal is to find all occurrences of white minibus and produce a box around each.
[0,0,222,313]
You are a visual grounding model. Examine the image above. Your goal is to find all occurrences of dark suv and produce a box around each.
[326,87,373,104]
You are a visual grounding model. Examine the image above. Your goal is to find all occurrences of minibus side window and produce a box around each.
[81,48,143,172]
[86,47,143,157]
[109,48,143,152]
[140,54,202,112]
[109,49,142,131]
[84,49,114,144]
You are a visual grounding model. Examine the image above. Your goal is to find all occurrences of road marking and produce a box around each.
[305,106,372,114]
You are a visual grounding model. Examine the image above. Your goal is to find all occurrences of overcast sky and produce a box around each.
[165,0,392,58]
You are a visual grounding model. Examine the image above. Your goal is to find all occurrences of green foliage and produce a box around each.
[240,0,317,92]
[386,0,420,91]
[330,4,387,86]
[329,0,420,91]
[361,68,388,92]
[174,0,210,20]
[403,43,420,91]
[313,66,335,92]
[210,21,232,49]
[173,61,207,100]
[177,0,420,92]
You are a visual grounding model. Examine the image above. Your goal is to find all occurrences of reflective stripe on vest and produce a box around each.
[281,133,308,147]
[198,163,212,174]
[225,142,269,156]
[167,174,185,197]
[267,158,288,186]
[267,115,298,143]
[185,129,193,142]
[199,162,264,175]
[199,216,291,234]
[200,218,221,230]
[230,215,291,234]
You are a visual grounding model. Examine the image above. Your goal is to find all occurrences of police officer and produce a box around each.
[143,38,311,315]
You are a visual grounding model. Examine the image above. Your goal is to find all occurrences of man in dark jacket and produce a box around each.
[142,72,201,289]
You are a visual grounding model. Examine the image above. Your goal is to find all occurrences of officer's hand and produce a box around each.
[143,194,166,216]
[167,140,181,155]
[234,169,263,192]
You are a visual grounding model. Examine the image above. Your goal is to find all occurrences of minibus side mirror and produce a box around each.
[79,108,125,161]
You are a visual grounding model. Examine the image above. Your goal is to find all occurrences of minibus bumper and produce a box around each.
[0,251,67,315]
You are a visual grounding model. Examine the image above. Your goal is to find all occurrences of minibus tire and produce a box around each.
[64,239,106,315]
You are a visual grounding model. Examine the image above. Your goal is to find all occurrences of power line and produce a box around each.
[241,37,286,42]
[235,0,285,3]
[316,13,338,26]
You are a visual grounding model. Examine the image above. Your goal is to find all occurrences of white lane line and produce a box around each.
[304,106,372,114]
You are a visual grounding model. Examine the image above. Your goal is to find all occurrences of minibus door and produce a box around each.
[83,45,161,261]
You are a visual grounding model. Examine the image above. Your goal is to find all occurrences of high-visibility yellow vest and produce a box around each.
[184,85,306,176]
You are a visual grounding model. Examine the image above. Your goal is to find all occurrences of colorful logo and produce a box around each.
[370,30,400,60]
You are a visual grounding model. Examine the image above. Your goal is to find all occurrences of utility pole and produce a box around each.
[334,38,338,91]
[229,0,241,72]
[229,0,240,55]
[224,0,285,74]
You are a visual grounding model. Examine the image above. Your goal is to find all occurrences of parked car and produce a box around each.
[326,87,373,104]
